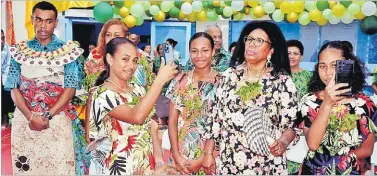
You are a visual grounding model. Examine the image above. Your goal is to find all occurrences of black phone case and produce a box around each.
[335,60,354,96]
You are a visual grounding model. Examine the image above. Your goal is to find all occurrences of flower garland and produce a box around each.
[327,104,360,132]
[235,65,264,102]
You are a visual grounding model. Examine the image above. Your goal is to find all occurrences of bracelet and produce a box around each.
[204,150,213,154]
[28,113,34,124]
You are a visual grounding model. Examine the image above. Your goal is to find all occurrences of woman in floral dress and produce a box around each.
[202,21,298,175]
[166,32,220,174]
[298,41,376,175]
[88,37,177,175]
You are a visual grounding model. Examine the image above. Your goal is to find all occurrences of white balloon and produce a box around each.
[341,12,354,24]
[328,14,340,24]
[362,1,377,16]
[181,2,193,15]
[231,1,244,11]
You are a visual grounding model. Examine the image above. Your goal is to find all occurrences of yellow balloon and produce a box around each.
[197,10,208,22]
[186,12,197,22]
[213,0,220,7]
[153,11,166,22]
[233,10,239,15]
[316,17,328,26]
[183,0,192,3]
[287,12,298,23]
[292,1,304,13]
[119,7,130,18]
[245,7,251,15]
[329,1,337,9]
[309,9,322,21]
[150,0,161,5]
[354,11,365,20]
[274,0,283,8]
[124,15,136,28]
[247,0,259,8]
[177,11,186,21]
[280,1,292,14]
[253,5,265,18]
[125,0,135,8]
[332,3,345,17]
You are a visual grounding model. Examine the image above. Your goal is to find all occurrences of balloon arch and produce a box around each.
[92,1,377,35]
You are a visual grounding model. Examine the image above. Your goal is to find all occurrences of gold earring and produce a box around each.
[266,56,272,69]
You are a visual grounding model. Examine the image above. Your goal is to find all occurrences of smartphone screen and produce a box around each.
[335,60,354,96]
[162,43,174,65]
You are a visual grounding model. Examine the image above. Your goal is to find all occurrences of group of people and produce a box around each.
[2,1,377,175]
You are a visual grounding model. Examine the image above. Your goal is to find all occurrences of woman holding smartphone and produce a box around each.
[298,41,376,175]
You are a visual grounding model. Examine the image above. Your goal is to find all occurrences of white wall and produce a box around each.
[1,0,6,32]
[12,1,27,42]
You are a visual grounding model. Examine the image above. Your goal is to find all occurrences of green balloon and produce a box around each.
[145,10,153,17]
[207,1,214,9]
[298,11,310,25]
[202,1,208,9]
[93,2,114,23]
[169,6,180,18]
[240,7,246,13]
[348,3,361,15]
[131,4,144,17]
[225,0,232,6]
[221,13,231,19]
[340,1,352,8]
[207,9,218,21]
[223,6,233,17]
[215,6,223,15]
[136,16,144,26]
[149,5,160,16]
[113,6,120,15]
[161,1,172,12]
[174,0,184,9]
[234,12,244,20]
[322,9,332,19]
[142,1,152,11]
[192,1,203,12]
[316,1,329,11]
[113,0,124,8]
[361,16,377,35]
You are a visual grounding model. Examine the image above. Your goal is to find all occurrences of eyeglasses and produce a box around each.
[190,49,211,57]
[243,36,271,47]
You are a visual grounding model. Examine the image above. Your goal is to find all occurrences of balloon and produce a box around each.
[362,1,377,16]
[197,10,208,21]
[316,17,328,26]
[142,1,151,11]
[305,1,317,11]
[329,1,337,9]
[160,1,173,12]
[125,0,135,8]
[225,0,232,6]
[181,2,193,14]
[322,9,332,19]
[202,1,208,9]
[245,7,251,15]
[273,0,283,8]
[332,4,346,17]
[165,12,171,20]
[234,12,244,20]
[340,1,352,8]
[135,16,144,26]
[186,12,197,22]
[328,13,340,24]
[149,5,160,16]
[309,9,322,22]
[93,2,114,23]
[355,0,366,7]
[213,0,221,7]
[153,10,166,22]
[174,0,184,8]
[249,8,258,19]
[207,1,215,9]
[207,9,219,21]
[292,1,305,13]
[360,15,377,35]
[192,1,203,12]
[169,6,180,18]
[253,5,265,18]
[215,6,223,15]
[280,1,291,14]
[113,0,124,8]
[298,11,310,25]
[145,10,153,17]
[258,1,266,6]
[247,0,259,8]
[272,9,284,22]
[221,13,231,19]
[130,4,144,17]
[316,1,329,11]
[231,1,244,11]
[223,6,233,17]
[177,11,186,20]
[341,12,354,24]
[263,2,275,14]
[113,6,120,15]
[348,3,361,15]
[355,11,366,20]
[286,12,298,23]
[124,15,136,28]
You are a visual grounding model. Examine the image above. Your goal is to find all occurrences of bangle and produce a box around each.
[204,150,213,154]
[28,113,34,124]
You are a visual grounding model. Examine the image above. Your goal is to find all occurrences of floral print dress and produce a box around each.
[203,65,298,175]
[89,83,155,175]
[165,71,220,174]
[298,93,377,175]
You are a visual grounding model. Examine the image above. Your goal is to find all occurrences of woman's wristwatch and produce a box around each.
[43,111,53,120]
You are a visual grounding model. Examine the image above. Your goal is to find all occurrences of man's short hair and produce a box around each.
[204,24,221,33]
[32,1,58,19]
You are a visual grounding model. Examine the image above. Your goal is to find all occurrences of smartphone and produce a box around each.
[335,60,354,97]
[162,43,174,65]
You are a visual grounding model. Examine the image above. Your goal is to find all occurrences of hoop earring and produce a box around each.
[266,56,272,69]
